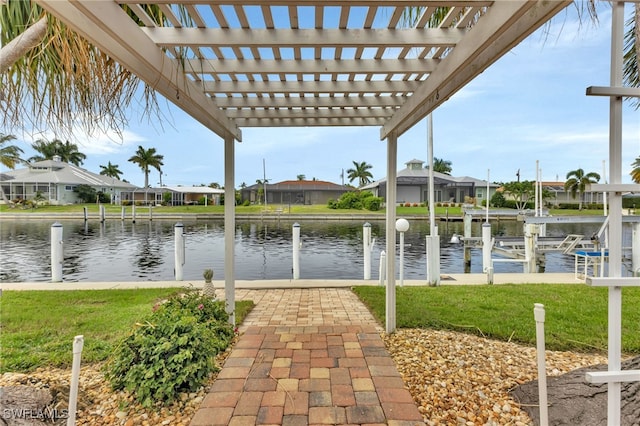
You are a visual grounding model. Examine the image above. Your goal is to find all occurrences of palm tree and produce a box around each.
[0,133,24,170]
[631,156,640,183]
[128,146,164,188]
[29,139,86,166]
[426,157,453,175]
[297,174,306,181]
[346,161,374,188]
[99,162,123,180]
[564,168,601,210]
[0,1,164,136]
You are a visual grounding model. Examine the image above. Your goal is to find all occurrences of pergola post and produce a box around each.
[224,135,236,325]
[385,132,398,334]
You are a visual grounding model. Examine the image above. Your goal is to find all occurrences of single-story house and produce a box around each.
[120,186,224,206]
[538,181,606,206]
[240,180,351,205]
[362,159,500,206]
[0,156,137,205]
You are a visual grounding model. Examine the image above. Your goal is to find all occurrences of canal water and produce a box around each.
[0,218,630,283]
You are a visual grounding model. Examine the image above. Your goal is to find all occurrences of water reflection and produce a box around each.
[0,218,632,283]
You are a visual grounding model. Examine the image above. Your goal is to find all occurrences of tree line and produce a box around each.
[2,134,640,206]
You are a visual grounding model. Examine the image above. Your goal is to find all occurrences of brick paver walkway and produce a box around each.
[190,289,426,425]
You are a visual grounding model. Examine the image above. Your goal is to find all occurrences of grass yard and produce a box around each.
[0,288,254,373]
[353,284,640,354]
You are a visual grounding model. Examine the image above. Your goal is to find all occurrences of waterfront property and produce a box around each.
[121,185,224,206]
[240,179,351,206]
[362,159,500,206]
[0,156,137,205]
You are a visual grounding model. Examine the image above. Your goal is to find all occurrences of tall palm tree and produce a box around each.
[29,139,86,166]
[128,146,164,188]
[0,133,24,170]
[297,174,306,181]
[99,161,123,180]
[426,157,453,175]
[631,156,640,183]
[346,161,374,188]
[564,168,601,210]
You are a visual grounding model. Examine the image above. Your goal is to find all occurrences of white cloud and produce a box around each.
[22,126,147,156]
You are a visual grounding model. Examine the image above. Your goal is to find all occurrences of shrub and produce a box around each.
[105,291,234,407]
[242,199,250,206]
[490,191,506,208]
[362,196,382,211]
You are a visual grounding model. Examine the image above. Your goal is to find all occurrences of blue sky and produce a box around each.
[8,2,640,188]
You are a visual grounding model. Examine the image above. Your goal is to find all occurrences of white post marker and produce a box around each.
[534,304,549,426]
[67,335,84,426]
[99,204,105,223]
[524,224,537,273]
[396,218,409,287]
[292,222,300,279]
[633,222,639,276]
[121,206,126,221]
[83,207,88,222]
[132,204,136,223]
[174,223,185,281]
[379,250,386,286]
[51,222,63,282]
[363,223,372,280]
[482,222,492,283]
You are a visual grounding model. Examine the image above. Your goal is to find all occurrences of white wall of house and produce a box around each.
[397,186,421,204]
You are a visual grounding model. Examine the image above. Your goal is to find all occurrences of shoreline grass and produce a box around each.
[353,284,640,354]
[0,202,606,218]
[0,288,254,373]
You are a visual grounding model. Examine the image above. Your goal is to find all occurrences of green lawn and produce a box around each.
[0,288,254,373]
[353,284,640,354]
[0,202,606,217]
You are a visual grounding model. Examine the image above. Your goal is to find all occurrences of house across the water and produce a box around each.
[362,159,499,206]
[0,156,136,205]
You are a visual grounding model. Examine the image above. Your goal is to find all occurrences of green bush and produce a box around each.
[490,191,506,208]
[362,196,382,211]
[105,291,235,407]
[329,190,381,210]
[623,197,639,209]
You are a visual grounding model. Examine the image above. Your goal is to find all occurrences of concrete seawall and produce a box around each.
[1,273,580,291]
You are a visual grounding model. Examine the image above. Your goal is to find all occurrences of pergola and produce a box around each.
[33,1,640,422]
[38,0,577,324]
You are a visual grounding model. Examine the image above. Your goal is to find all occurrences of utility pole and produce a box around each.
[263,158,267,209]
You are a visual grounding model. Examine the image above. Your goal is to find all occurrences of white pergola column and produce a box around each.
[224,135,236,325]
[385,132,398,334]
[605,2,625,421]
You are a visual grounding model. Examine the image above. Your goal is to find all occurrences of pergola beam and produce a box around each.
[225,107,394,119]
[182,58,438,75]
[118,0,493,7]
[203,80,419,94]
[234,117,385,127]
[143,27,464,48]
[215,95,407,109]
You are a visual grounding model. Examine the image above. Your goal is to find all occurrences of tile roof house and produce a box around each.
[0,156,138,205]
[362,159,499,206]
[240,180,351,206]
